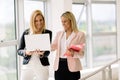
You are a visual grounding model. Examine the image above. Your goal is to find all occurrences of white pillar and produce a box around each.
[46,0,72,35]
[15,0,25,80]
[86,0,93,68]
[116,0,120,80]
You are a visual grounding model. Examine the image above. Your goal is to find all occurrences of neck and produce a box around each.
[65,29,73,39]
[66,28,72,34]
[34,28,43,34]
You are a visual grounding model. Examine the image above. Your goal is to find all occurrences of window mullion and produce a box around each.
[86,0,93,68]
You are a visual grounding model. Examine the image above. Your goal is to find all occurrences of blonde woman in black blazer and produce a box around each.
[17,10,52,80]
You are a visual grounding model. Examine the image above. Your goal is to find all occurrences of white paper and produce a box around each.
[24,34,50,51]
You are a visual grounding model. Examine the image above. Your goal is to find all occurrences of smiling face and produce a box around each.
[34,14,44,31]
[30,10,46,34]
[61,16,71,32]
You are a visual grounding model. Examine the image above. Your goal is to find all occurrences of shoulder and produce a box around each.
[56,31,64,35]
[77,31,85,36]
[44,29,52,39]
[44,29,52,33]
[23,28,30,35]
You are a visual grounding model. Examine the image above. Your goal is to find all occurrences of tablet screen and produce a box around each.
[24,34,50,51]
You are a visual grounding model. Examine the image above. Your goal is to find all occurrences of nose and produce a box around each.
[37,20,41,25]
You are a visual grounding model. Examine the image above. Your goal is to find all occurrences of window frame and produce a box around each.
[72,0,117,68]
[0,0,18,80]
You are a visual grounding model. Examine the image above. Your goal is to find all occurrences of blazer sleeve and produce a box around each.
[73,32,86,58]
[43,30,52,57]
[17,29,30,57]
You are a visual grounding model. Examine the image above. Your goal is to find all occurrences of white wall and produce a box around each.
[46,0,72,36]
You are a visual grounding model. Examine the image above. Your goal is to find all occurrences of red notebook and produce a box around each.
[69,44,85,52]
[64,44,85,57]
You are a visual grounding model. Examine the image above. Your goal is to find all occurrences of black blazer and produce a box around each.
[17,29,52,66]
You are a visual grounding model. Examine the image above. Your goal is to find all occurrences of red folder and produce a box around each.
[69,44,85,52]
[64,44,85,57]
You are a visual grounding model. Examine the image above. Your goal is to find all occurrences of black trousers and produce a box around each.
[55,58,81,80]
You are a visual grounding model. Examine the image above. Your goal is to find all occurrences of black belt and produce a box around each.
[59,58,67,61]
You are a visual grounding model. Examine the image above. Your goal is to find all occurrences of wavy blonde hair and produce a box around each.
[61,11,79,32]
[30,10,45,34]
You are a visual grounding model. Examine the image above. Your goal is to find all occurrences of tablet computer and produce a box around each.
[24,34,50,51]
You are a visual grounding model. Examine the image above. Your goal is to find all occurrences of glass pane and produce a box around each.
[93,35,117,67]
[92,4,117,67]
[92,4,116,33]
[72,4,87,33]
[72,4,87,67]
[0,0,16,41]
[24,1,44,29]
[0,46,17,80]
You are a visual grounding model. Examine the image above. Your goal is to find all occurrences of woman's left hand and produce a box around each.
[65,48,74,57]
[35,49,44,55]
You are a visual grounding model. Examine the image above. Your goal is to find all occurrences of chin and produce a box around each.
[64,28,68,31]
[64,29,67,32]
[38,27,42,30]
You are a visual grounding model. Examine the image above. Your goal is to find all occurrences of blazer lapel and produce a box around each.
[57,31,77,56]
[68,32,77,47]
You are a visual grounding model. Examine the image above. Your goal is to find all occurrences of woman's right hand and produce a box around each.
[25,51,35,56]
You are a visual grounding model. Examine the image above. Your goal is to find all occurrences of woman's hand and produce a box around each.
[25,49,44,57]
[64,47,74,57]
[25,51,35,56]
[35,49,44,56]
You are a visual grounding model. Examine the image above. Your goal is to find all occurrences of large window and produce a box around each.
[0,46,17,80]
[92,4,116,33]
[92,4,116,67]
[72,4,87,33]
[0,0,16,41]
[24,0,44,29]
[72,3,117,68]
[0,0,17,80]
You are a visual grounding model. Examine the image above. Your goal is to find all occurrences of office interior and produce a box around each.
[0,0,120,80]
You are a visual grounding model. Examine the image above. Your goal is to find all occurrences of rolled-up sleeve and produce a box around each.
[73,32,86,58]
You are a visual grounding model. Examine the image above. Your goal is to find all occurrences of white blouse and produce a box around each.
[60,31,75,58]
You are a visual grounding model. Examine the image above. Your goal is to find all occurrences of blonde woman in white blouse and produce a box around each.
[51,11,86,80]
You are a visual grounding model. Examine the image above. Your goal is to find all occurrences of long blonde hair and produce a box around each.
[30,10,45,34]
[61,11,79,32]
